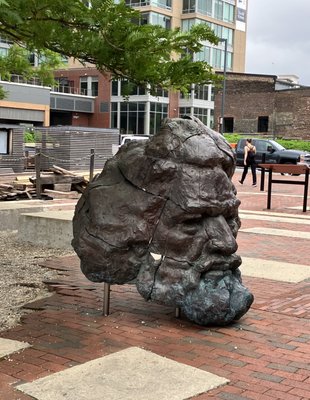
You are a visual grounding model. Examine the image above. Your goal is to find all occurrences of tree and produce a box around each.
[0,45,64,86]
[0,0,222,94]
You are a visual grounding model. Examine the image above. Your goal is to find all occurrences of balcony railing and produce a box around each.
[0,74,89,96]
[52,85,88,96]
[0,74,43,86]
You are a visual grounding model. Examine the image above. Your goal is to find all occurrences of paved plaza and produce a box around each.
[0,169,309,400]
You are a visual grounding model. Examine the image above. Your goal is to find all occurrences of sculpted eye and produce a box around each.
[226,216,241,237]
[179,214,203,234]
[181,215,203,225]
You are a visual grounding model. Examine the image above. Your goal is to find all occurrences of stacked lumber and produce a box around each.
[30,165,89,199]
[0,165,89,201]
[0,182,36,201]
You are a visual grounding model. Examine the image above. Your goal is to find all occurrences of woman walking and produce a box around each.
[239,138,257,186]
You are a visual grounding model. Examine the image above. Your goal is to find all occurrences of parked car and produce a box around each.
[235,138,310,166]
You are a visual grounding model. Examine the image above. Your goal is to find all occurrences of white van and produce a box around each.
[112,135,149,155]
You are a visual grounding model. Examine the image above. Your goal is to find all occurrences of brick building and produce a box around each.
[214,72,310,140]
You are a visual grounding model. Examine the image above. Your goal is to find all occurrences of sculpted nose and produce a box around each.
[204,215,237,255]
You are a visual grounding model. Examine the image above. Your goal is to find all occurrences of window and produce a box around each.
[54,77,74,94]
[125,0,150,6]
[151,0,171,9]
[116,102,146,135]
[155,86,169,97]
[140,12,171,29]
[212,48,232,71]
[80,76,98,96]
[210,109,214,129]
[223,2,234,23]
[80,78,88,95]
[91,78,99,96]
[224,117,234,133]
[111,102,118,129]
[120,80,146,96]
[194,85,210,101]
[214,0,223,20]
[195,45,211,63]
[0,47,8,57]
[212,48,222,69]
[182,19,195,32]
[0,129,11,154]
[212,25,233,46]
[180,107,192,116]
[194,107,208,125]
[150,102,168,134]
[197,0,212,16]
[255,140,271,152]
[183,0,196,13]
[126,0,171,8]
[112,80,119,96]
[258,116,269,133]
[0,37,13,44]
[214,0,234,23]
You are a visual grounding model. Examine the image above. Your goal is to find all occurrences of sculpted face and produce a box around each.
[72,116,254,325]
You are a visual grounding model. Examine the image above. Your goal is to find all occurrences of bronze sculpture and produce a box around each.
[72,116,254,325]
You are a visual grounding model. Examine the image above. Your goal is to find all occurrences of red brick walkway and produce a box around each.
[0,169,309,400]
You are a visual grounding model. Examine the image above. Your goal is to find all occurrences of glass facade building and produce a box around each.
[111,0,247,134]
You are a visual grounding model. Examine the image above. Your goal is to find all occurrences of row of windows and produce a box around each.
[195,46,232,70]
[125,0,172,9]
[0,37,13,45]
[181,19,233,47]
[183,0,234,23]
[127,0,235,24]
[180,84,214,101]
[56,75,215,103]
[140,12,171,29]
[110,102,169,135]
[112,79,169,97]
[179,107,213,127]
[111,102,215,135]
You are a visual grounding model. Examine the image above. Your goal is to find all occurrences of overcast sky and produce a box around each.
[246,0,310,86]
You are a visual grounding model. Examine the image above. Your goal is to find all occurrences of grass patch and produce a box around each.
[223,134,310,152]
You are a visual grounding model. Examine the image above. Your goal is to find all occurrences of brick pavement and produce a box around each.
[0,168,309,400]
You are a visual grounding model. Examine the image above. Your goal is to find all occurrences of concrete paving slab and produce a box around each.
[288,206,310,211]
[17,347,229,400]
[0,338,30,359]
[240,257,310,282]
[238,191,304,198]
[240,227,310,239]
[240,209,310,219]
[239,213,310,225]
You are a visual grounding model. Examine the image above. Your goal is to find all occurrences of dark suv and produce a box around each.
[235,138,309,166]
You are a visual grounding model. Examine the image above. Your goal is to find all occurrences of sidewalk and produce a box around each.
[0,168,309,400]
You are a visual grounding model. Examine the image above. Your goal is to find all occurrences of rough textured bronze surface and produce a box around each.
[72,116,254,325]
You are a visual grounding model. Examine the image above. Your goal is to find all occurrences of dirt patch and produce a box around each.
[0,231,75,332]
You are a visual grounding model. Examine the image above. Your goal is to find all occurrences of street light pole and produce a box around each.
[219,38,227,135]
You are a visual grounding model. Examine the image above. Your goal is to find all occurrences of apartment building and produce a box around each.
[0,0,248,134]
[53,0,248,134]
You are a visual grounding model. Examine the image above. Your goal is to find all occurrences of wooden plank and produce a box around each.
[43,189,81,199]
[259,163,309,174]
[30,174,85,185]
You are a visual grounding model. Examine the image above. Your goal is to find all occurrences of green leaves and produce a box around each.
[0,0,221,92]
[0,45,65,88]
